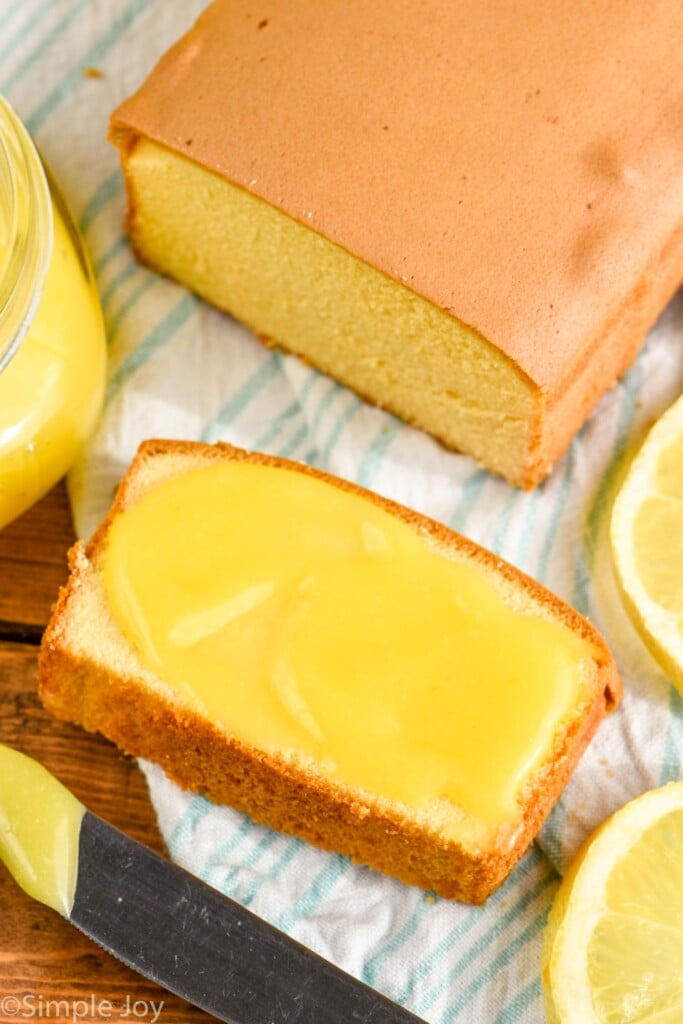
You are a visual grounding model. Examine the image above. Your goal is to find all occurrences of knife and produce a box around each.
[0,745,425,1023]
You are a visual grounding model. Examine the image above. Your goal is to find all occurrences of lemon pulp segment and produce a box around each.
[543,782,683,1024]
[610,394,683,693]
[587,809,683,1022]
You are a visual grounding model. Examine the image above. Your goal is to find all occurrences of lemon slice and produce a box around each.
[542,782,683,1023]
[610,393,683,694]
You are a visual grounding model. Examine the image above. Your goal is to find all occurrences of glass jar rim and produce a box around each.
[0,95,53,373]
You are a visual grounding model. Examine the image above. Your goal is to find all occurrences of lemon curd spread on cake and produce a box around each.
[109,0,683,486]
[101,460,593,827]
[39,441,621,901]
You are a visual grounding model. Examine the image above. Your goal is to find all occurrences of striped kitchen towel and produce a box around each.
[3,2,682,1021]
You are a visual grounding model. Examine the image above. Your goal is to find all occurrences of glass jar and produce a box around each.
[0,96,106,529]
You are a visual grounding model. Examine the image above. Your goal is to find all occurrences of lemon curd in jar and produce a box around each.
[0,97,106,528]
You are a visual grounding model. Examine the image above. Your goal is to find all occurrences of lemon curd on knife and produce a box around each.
[39,441,620,902]
[0,745,84,916]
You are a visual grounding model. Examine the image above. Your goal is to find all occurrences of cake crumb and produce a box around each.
[83,66,103,79]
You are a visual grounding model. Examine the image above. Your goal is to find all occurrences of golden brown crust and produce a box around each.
[109,0,683,391]
[109,0,683,491]
[39,440,621,902]
[530,210,683,487]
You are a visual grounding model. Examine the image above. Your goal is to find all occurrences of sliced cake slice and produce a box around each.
[39,440,620,902]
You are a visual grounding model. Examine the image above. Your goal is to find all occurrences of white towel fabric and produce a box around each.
[4,2,682,1020]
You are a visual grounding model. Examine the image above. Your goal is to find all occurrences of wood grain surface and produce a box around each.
[0,483,209,1023]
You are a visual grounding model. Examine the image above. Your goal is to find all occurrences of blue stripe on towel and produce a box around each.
[442,906,551,1023]
[93,236,128,278]
[0,0,57,67]
[105,292,196,405]
[274,855,351,934]
[2,0,90,93]
[415,866,555,1017]
[660,688,683,784]
[25,0,154,134]
[320,395,363,463]
[362,894,436,987]
[395,852,540,1005]
[166,793,213,854]
[357,417,402,488]
[79,170,122,236]
[492,977,543,1024]
[199,354,282,443]
[100,262,141,310]
[448,469,488,534]
[200,817,253,885]
[106,277,156,339]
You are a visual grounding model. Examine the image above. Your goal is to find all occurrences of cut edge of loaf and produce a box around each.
[39,440,622,903]
[111,130,545,491]
[111,129,683,489]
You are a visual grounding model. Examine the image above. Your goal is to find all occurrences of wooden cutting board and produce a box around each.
[0,483,209,1023]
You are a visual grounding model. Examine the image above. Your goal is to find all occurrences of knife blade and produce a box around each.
[0,744,424,1024]
[72,812,424,1023]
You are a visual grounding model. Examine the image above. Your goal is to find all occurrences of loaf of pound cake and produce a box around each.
[109,0,683,487]
[39,440,621,902]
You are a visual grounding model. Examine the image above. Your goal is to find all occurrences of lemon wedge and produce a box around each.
[610,393,683,695]
[542,782,683,1023]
